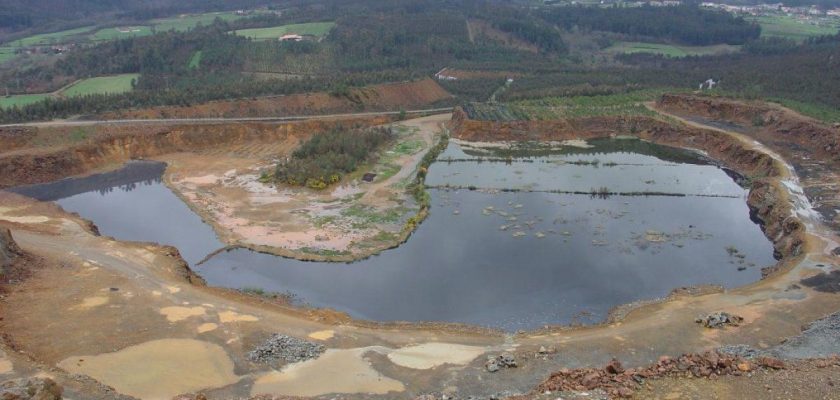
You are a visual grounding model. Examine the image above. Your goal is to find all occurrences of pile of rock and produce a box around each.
[246,334,325,365]
[536,351,785,399]
[695,311,743,328]
[485,353,517,372]
[0,377,62,400]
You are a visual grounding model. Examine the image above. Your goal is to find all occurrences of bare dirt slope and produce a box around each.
[96,79,454,120]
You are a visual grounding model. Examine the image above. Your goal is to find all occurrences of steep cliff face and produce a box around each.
[0,116,390,189]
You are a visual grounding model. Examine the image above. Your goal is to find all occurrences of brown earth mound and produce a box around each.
[96,78,453,120]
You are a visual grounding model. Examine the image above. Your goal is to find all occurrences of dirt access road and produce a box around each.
[0,108,453,128]
[0,109,838,399]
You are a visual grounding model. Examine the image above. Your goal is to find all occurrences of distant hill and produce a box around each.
[0,0,272,33]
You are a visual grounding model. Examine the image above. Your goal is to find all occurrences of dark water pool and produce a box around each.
[9,139,777,331]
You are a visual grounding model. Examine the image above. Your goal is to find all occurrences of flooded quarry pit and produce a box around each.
[11,137,776,331]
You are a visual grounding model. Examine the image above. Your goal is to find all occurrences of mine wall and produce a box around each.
[658,94,840,164]
[0,116,390,189]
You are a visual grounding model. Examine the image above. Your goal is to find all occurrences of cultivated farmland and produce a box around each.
[61,74,140,97]
[606,41,741,58]
[234,22,336,40]
[750,15,840,41]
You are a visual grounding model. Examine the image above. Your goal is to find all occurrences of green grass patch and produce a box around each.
[152,12,243,32]
[509,88,686,120]
[342,204,404,225]
[749,15,840,41]
[7,26,96,47]
[61,74,139,97]
[606,41,741,58]
[392,140,425,155]
[770,97,840,124]
[0,47,16,64]
[234,22,336,40]
[0,94,50,108]
[90,26,152,41]
[188,50,203,69]
[68,128,90,142]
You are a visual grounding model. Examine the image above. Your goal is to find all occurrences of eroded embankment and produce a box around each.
[657,94,840,163]
[657,94,840,233]
[96,78,454,120]
[450,107,805,264]
[0,116,390,189]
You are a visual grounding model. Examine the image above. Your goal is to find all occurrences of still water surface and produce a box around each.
[10,138,776,330]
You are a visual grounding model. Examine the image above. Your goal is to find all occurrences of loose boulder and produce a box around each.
[695,312,743,328]
[0,228,20,270]
[0,377,62,400]
[485,353,517,372]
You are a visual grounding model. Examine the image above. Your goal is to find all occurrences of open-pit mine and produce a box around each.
[0,95,839,399]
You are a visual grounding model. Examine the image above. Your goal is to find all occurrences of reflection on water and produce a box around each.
[9,161,224,266]
[9,139,777,330]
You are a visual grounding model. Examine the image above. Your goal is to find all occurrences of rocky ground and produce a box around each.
[247,335,326,367]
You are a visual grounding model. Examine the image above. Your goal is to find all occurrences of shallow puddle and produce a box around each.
[250,348,404,397]
[386,342,485,369]
[57,339,239,400]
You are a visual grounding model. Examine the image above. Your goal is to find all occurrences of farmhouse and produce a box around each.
[279,34,304,42]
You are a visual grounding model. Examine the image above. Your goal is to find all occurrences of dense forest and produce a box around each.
[2,0,840,124]
[543,3,761,45]
[0,0,274,33]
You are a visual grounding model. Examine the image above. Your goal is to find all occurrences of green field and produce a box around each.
[152,12,243,32]
[0,47,16,64]
[91,26,153,41]
[234,22,336,40]
[188,51,203,69]
[61,74,140,97]
[511,88,685,120]
[8,26,96,47]
[0,94,51,108]
[750,15,840,41]
[606,41,741,58]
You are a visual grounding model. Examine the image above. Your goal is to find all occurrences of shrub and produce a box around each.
[275,126,393,189]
